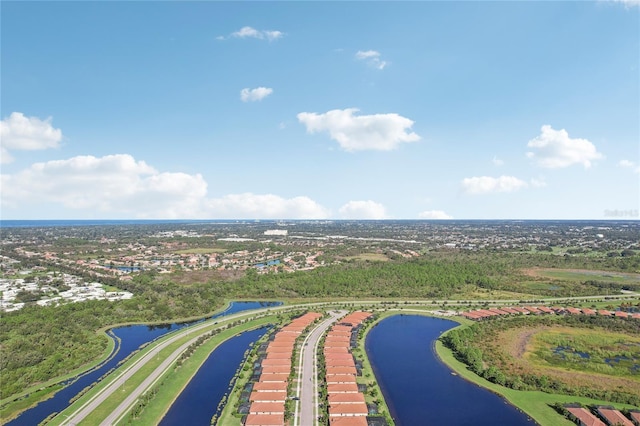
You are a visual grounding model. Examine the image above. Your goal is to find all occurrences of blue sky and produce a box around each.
[1,1,638,220]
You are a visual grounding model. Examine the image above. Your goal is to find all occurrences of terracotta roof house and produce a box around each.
[244,413,285,426]
[595,406,634,426]
[326,374,357,384]
[259,373,289,382]
[265,353,292,361]
[324,347,350,354]
[249,391,287,402]
[252,382,288,392]
[261,365,290,374]
[565,406,606,426]
[326,366,357,376]
[328,393,366,405]
[261,358,291,367]
[327,383,359,393]
[249,402,285,414]
[329,416,368,426]
[328,402,368,417]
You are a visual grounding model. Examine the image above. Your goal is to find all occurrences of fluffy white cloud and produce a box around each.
[461,175,529,195]
[355,50,388,70]
[240,87,273,102]
[1,154,207,217]
[619,159,640,173]
[205,193,329,219]
[0,154,331,219]
[338,200,388,219]
[418,210,453,219]
[225,26,284,41]
[297,108,420,152]
[526,125,603,169]
[1,112,63,164]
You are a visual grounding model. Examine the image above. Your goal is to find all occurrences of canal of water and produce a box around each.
[366,314,534,426]
[159,327,268,424]
[7,301,280,426]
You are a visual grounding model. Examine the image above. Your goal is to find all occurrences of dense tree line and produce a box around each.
[2,250,638,400]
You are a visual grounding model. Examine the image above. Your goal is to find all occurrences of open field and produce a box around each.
[173,248,227,254]
[524,268,640,285]
[526,327,640,377]
[435,338,638,426]
[341,253,390,262]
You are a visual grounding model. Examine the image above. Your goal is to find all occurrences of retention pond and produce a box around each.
[366,314,534,426]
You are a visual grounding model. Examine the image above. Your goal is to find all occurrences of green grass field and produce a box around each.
[532,268,640,284]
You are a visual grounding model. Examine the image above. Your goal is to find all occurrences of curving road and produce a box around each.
[294,310,346,426]
[58,306,291,426]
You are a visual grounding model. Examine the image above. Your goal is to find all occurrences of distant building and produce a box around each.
[264,230,288,236]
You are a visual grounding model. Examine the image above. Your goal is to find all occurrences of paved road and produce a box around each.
[295,310,346,426]
[59,306,289,426]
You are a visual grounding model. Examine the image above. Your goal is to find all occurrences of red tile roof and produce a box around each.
[249,402,285,414]
[329,417,368,426]
[327,383,359,393]
[596,407,633,426]
[244,413,285,425]
[249,390,287,402]
[328,402,368,416]
[328,393,366,404]
[253,382,288,392]
[566,407,606,426]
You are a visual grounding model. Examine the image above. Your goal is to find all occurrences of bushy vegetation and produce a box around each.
[441,315,640,405]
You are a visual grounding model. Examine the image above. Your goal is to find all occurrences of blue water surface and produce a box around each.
[366,315,534,426]
[160,327,268,425]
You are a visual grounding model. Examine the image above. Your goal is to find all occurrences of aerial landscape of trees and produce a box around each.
[1,221,638,410]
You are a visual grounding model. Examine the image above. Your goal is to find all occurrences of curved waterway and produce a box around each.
[7,301,280,426]
[366,315,534,426]
[160,327,268,424]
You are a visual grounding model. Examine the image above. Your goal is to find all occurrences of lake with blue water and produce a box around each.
[366,315,534,426]
[160,327,268,424]
[6,301,280,426]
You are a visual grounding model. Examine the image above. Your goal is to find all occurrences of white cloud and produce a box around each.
[222,26,284,41]
[339,200,388,219]
[608,0,640,7]
[205,193,329,219]
[1,154,331,219]
[418,210,453,219]
[526,125,603,169]
[530,177,547,188]
[355,50,388,70]
[492,156,504,166]
[240,87,273,102]
[297,108,420,152]
[619,159,640,174]
[461,175,529,195]
[1,112,63,164]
